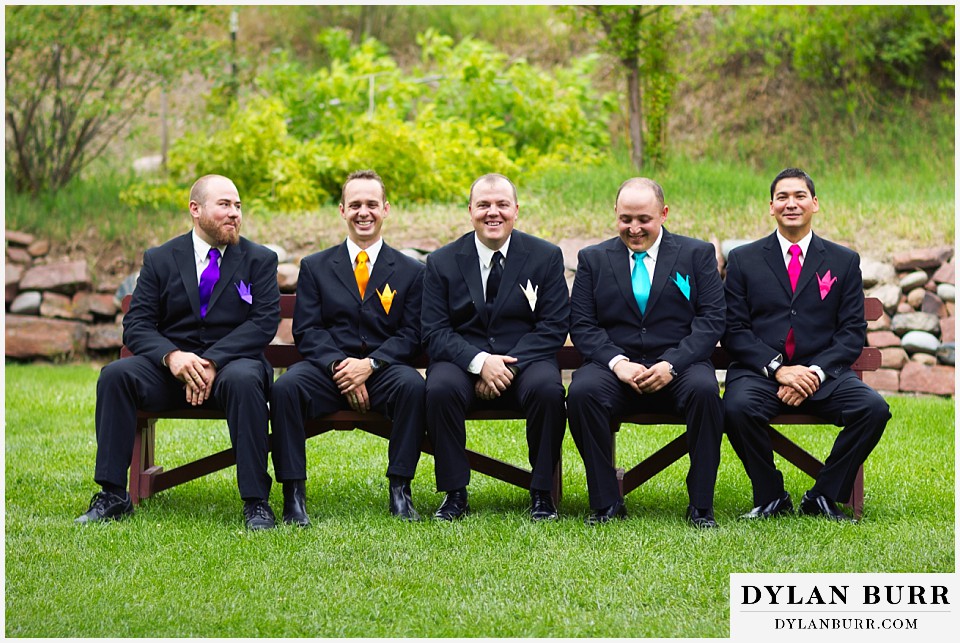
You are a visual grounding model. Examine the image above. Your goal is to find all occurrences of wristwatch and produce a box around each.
[369,358,384,372]
[765,354,784,378]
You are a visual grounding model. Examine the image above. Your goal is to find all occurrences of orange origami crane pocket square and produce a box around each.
[377,284,396,314]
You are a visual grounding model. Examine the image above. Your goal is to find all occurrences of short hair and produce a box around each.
[189,174,233,206]
[341,169,386,204]
[615,177,665,210]
[770,167,816,199]
[469,173,518,205]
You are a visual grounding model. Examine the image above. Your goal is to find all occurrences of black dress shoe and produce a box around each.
[282,481,310,527]
[585,498,626,525]
[75,490,133,524]
[434,489,469,521]
[687,505,718,529]
[530,489,559,521]
[389,481,421,522]
[799,491,853,522]
[243,499,276,530]
[739,492,794,520]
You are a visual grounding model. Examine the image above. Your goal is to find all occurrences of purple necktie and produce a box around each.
[198,247,221,318]
[785,244,801,359]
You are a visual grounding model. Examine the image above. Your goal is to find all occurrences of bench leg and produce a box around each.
[846,465,864,520]
[129,417,163,506]
[551,456,563,506]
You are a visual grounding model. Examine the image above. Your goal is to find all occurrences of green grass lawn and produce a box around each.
[4,363,955,637]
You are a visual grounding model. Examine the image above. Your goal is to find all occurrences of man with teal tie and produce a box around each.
[567,177,726,527]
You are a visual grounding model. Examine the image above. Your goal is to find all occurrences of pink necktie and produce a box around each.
[785,244,801,359]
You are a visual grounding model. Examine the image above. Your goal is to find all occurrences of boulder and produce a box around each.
[865,283,902,314]
[920,291,946,318]
[40,291,86,320]
[276,263,300,293]
[5,314,86,359]
[6,246,33,264]
[940,317,955,343]
[890,311,940,336]
[906,287,926,309]
[937,283,955,302]
[879,347,909,369]
[5,230,35,246]
[72,292,119,318]
[272,318,294,345]
[399,248,429,264]
[115,272,140,304]
[860,258,896,288]
[892,246,953,271]
[932,259,955,285]
[19,260,91,294]
[866,311,891,331]
[863,369,900,393]
[911,353,938,366]
[899,362,955,396]
[26,239,50,257]
[899,270,929,292]
[86,323,124,351]
[721,239,752,260]
[9,290,42,314]
[935,342,955,366]
[6,263,24,303]
[867,331,901,348]
[900,330,940,355]
[263,243,289,264]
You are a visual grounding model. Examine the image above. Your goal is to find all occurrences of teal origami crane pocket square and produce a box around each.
[671,272,691,301]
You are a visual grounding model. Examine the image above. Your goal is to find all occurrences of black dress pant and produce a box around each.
[724,372,890,506]
[425,360,566,493]
[94,355,273,500]
[567,360,723,511]
[270,360,426,481]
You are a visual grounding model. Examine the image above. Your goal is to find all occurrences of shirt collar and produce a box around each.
[346,237,383,266]
[192,230,226,263]
[776,230,813,261]
[475,233,512,268]
[632,228,664,262]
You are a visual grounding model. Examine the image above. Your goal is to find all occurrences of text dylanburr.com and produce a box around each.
[730,573,956,641]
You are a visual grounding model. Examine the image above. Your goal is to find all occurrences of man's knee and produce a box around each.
[217,359,267,397]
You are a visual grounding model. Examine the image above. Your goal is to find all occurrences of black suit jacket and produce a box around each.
[294,241,424,371]
[123,232,280,369]
[722,231,865,393]
[421,230,570,371]
[570,229,725,371]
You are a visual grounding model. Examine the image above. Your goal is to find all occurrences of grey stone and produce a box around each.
[721,239,752,260]
[9,291,42,314]
[899,330,940,355]
[264,243,288,264]
[276,263,299,293]
[115,272,140,304]
[5,314,86,359]
[935,342,955,366]
[891,311,941,336]
[860,258,897,288]
[866,283,902,314]
[937,283,955,302]
[19,260,91,294]
[899,270,929,292]
[399,248,429,263]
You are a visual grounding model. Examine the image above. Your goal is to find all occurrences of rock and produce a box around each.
[863,369,899,393]
[906,287,926,309]
[892,246,953,271]
[896,302,914,314]
[948,302,955,316]
[132,154,163,173]
[721,239,752,260]
[19,259,91,294]
[932,259,955,285]
[865,283,902,314]
[557,238,585,271]
[899,330,940,354]
[899,270,929,292]
[710,237,725,274]
[867,331,901,348]
[879,347,909,369]
[72,292,118,318]
[900,362,954,395]
[6,246,33,264]
[272,318,294,345]
[940,317,955,343]
[937,283,955,302]
[866,311,891,331]
[264,243,288,264]
[924,279,938,292]
[891,311,940,336]
[26,239,50,257]
[276,263,299,293]
[5,230,35,246]
[115,272,140,304]
[860,258,896,288]
[9,291,42,314]
[5,314,86,359]
[6,263,24,303]
[935,342,955,366]
[920,291,946,317]
[399,248,429,264]
[40,291,86,320]
[86,323,124,351]
[911,352,938,365]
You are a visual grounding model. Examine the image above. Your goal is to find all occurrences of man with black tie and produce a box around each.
[76,174,282,530]
[421,173,569,521]
[723,167,889,522]
[270,170,426,523]
[567,177,725,528]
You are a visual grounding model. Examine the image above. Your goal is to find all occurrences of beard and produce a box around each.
[198,213,240,246]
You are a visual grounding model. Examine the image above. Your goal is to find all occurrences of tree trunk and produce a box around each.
[626,59,644,171]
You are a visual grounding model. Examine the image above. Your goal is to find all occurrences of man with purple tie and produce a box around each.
[722,167,890,522]
[76,175,282,530]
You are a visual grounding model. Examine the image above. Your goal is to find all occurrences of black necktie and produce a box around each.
[486,251,503,304]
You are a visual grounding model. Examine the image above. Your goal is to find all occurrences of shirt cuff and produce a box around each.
[608,355,629,371]
[468,351,491,374]
[810,365,826,384]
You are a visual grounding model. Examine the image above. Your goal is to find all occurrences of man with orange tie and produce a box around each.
[722,167,890,522]
[270,170,427,523]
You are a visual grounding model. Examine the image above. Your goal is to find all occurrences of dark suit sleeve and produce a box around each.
[122,248,181,365]
[292,258,348,372]
[421,254,483,370]
[722,248,783,370]
[504,245,569,370]
[569,248,625,366]
[369,260,424,366]
[659,243,725,371]
[202,248,280,369]
[809,250,866,377]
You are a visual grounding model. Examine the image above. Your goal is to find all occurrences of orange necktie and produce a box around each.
[355,250,369,298]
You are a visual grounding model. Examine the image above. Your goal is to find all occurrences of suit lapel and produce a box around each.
[761,233,794,299]
[367,244,397,303]
[208,242,244,312]
[490,232,528,319]
[794,233,826,301]
[456,236,488,323]
[645,229,678,314]
[333,242,363,303]
[173,234,202,317]
[606,239,643,323]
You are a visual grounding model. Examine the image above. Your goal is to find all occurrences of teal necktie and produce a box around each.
[632,251,651,314]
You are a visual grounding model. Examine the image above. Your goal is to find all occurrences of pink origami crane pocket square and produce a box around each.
[816,271,838,300]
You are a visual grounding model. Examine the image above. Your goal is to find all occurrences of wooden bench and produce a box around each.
[120,294,881,518]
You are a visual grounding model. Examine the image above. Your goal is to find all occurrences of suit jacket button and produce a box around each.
[489,337,496,343]
[791,310,797,315]
[641,328,647,333]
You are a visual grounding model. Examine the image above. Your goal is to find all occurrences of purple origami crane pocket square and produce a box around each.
[816,271,837,300]
[236,280,253,305]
